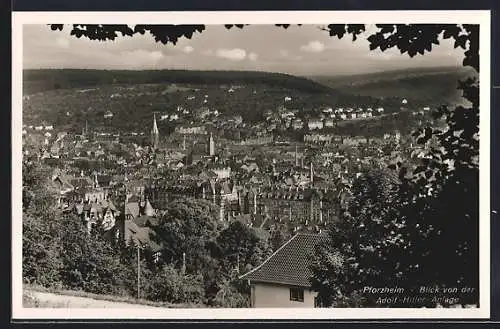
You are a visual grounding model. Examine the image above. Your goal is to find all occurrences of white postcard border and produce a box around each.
[11,10,491,320]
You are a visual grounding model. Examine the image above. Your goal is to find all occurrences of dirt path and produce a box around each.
[26,291,159,308]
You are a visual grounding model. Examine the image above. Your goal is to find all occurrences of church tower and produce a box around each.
[209,132,215,156]
[151,113,159,150]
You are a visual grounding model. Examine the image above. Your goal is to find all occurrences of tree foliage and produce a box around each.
[49,24,297,44]
[22,213,63,287]
[153,198,220,273]
[22,162,63,286]
[208,221,271,306]
[214,220,271,274]
[310,167,404,306]
[142,264,205,304]
[58,215,129,295]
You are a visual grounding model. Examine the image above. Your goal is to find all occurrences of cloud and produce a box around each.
[116,50,164,68]
[22,24,465,76]
[216,48,247,61]
[300,40,325,53]
[147,51,164,61]
[248,52,258,61]
[56,37,69,49]
[364,49,399,61]
[183,45,194,53]
[279,49,302,61]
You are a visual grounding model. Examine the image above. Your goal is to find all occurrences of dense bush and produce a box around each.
[22,162,63,287]
[142,265,205,304]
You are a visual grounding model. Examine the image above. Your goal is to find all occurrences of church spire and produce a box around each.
[151,113,159,150]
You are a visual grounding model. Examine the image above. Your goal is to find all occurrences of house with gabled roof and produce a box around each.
[239,233,328,308]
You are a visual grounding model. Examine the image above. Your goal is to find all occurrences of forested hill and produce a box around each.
[22,68,450,133]
[23,69,334,95]
[309,66,477,106]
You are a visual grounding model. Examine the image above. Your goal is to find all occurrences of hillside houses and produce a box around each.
[304,134,341,144]
[287,106,386,132]
[324,118,335,128]
[240,135,274,146]
[175,125,207,135]
[307,119,324,130]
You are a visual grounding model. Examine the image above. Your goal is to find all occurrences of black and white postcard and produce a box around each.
[12,10,491,320]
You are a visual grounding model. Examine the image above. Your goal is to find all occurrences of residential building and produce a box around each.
[240,135,273,146]
[307,119,324,130]
[324,118,335,128]
[175,125,207,135]
[292,119,304,130]
[239,233,329,308]
[304,134,335,144]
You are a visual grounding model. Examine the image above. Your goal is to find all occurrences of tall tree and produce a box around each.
[154,198,220,274]
[214,220,271,275]
[58,214,127,295]
[22,161,63,286]
[310,167,404,307]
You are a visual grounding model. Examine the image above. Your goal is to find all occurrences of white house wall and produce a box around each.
[251,282,317,308]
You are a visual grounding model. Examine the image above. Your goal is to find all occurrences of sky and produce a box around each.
[23,24,465,77]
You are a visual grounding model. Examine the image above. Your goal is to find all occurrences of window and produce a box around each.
[290,287,304,302]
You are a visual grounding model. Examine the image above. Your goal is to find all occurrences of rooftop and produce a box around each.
[239,233,328,287]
